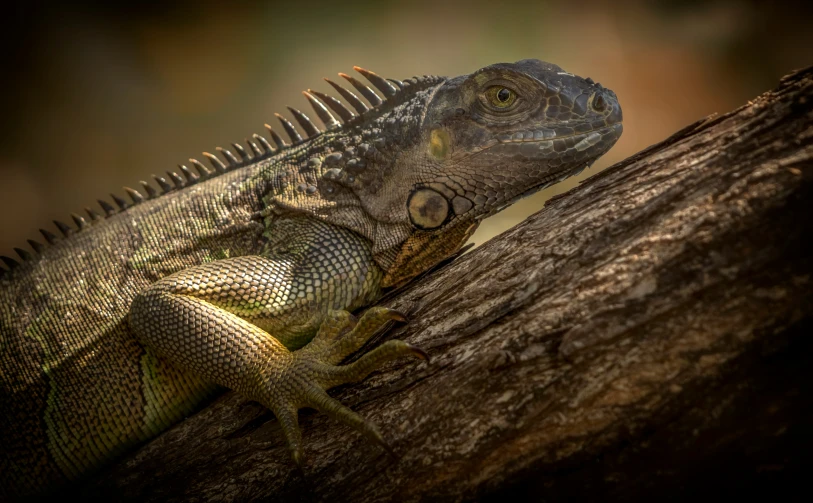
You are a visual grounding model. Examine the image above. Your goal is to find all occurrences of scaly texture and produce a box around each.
[0,59,622,499]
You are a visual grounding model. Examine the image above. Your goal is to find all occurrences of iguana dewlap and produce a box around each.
[0,59,622,498]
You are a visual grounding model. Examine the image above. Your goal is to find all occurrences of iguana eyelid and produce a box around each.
[482,85,520,110]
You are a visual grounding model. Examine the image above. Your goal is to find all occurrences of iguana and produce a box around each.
[0,59,622,498]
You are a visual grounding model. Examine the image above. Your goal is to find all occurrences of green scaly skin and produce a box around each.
[0,59,622,498]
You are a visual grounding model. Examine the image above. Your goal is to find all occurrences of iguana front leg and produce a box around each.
[129,224,425,464]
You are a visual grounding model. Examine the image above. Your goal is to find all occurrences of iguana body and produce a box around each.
[0,60,622,498]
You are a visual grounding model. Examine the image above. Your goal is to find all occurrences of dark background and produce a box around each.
[1,0,811,257]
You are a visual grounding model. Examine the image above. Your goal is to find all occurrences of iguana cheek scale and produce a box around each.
[0,59,622,498]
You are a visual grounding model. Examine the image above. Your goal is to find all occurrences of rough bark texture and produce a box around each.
[80,68,813,502]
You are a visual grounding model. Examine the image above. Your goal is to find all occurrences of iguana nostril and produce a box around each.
[592,93,607,112]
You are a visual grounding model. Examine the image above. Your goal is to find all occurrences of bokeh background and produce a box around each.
[1,0,811,258]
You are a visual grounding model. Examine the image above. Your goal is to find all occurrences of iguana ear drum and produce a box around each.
[407,188,451,230]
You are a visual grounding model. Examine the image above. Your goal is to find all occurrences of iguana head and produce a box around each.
[405,59,622,228]
[373,59,623,285]
[264,60,621,287]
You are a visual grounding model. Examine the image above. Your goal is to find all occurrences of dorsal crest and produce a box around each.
[0,67,444,276]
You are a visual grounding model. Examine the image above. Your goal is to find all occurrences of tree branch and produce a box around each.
[81,67,813,502]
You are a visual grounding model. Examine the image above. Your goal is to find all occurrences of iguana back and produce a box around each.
[0,165,266,493]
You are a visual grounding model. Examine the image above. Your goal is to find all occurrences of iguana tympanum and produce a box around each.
[0,59,622,498]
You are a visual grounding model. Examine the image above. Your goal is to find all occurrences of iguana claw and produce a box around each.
[258,307,425,465]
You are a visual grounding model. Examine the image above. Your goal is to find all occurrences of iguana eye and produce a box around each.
[486,86,517,108]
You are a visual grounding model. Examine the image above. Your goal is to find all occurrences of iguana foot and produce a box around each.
[257,307,427,465]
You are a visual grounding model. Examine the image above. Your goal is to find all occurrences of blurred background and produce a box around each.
[1,0,811,258]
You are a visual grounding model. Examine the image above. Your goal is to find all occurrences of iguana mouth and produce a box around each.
[495,123,622,145]
[471,123,622,159]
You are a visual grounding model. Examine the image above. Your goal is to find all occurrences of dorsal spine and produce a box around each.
[1,67,444,274]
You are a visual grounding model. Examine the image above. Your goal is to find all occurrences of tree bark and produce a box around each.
[81,67,813,502]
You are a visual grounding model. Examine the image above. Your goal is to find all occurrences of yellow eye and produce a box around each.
[486,86,517,108]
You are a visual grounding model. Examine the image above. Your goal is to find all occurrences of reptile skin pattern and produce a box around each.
[0,60,622,498]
